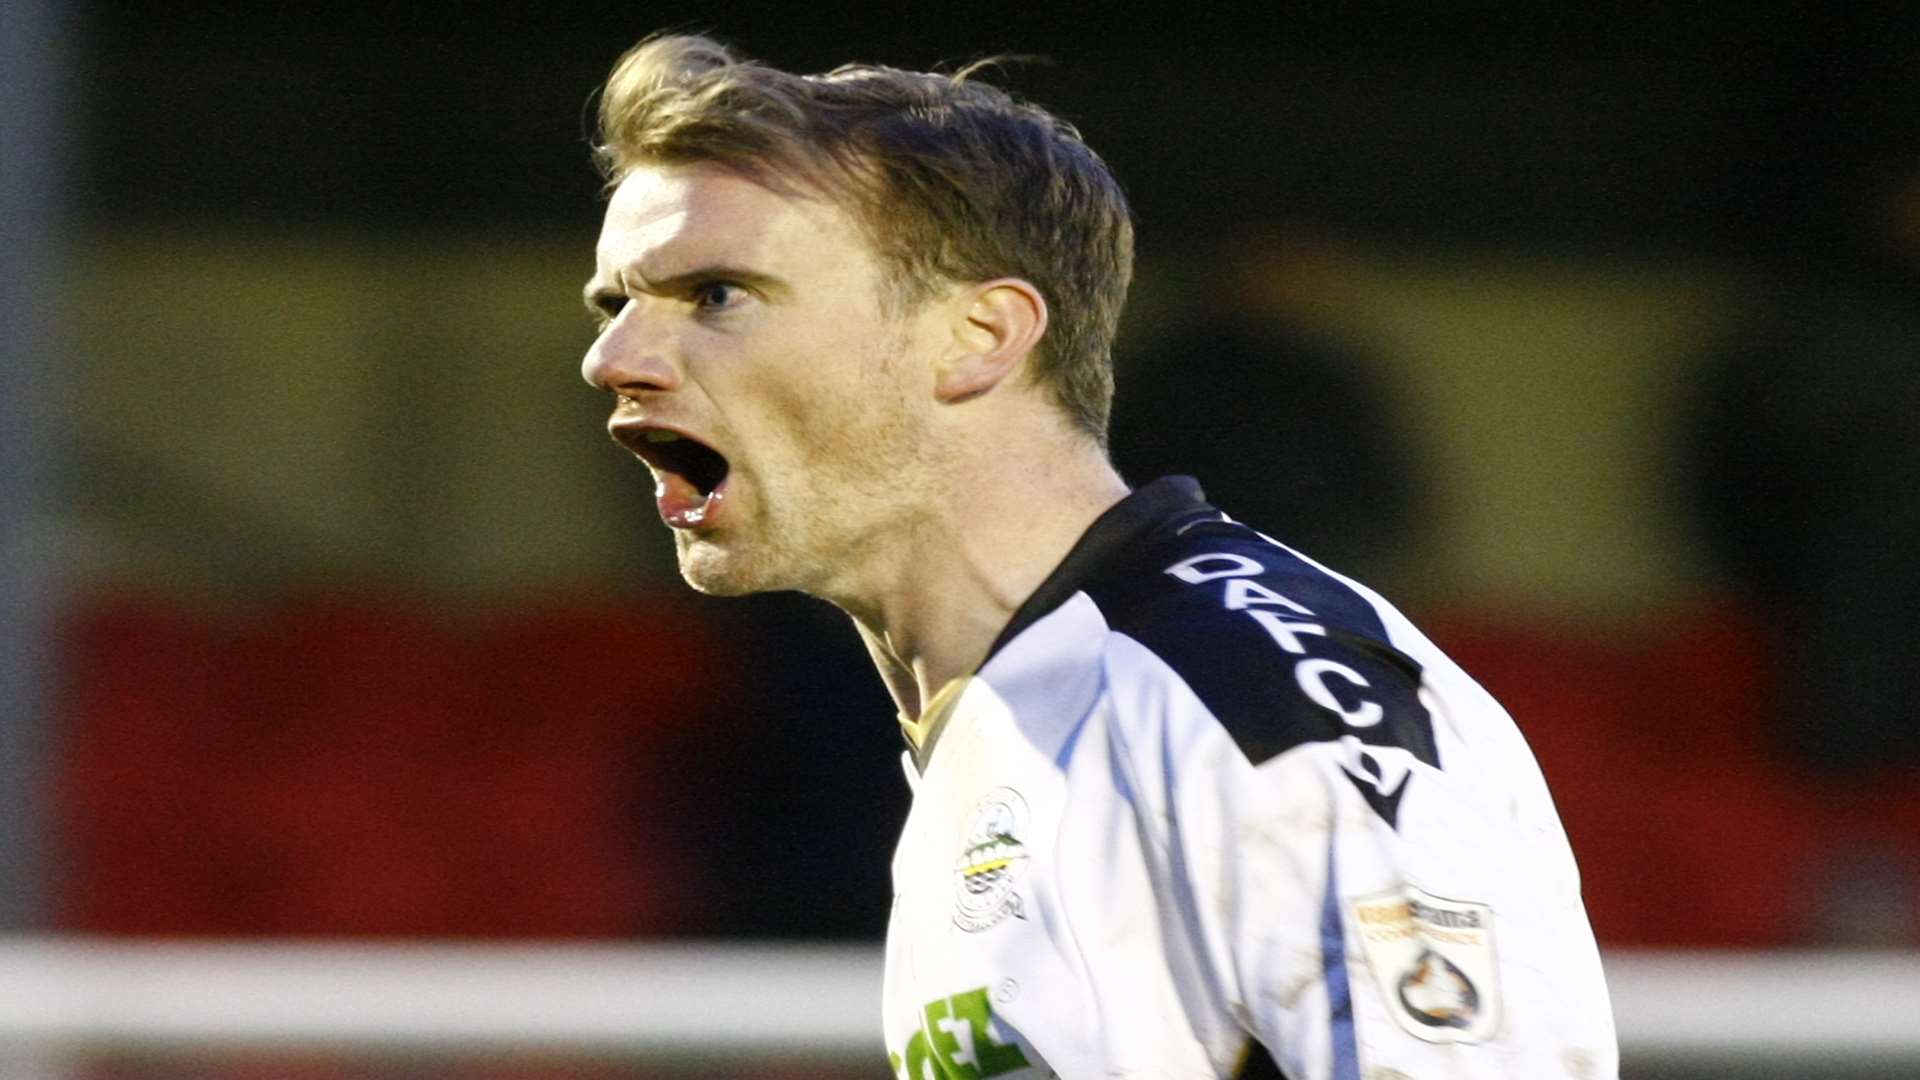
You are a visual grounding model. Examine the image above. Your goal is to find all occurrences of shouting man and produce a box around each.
[580,33,1616,1079]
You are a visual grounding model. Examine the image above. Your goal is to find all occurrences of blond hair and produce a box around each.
[594,33,1135,442]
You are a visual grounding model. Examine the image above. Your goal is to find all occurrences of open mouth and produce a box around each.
[636,429,729,496]
[622,427,732,528]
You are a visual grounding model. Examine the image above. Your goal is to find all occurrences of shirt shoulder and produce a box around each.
[1083,519,1440,788]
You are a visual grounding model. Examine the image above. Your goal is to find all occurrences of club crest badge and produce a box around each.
[952,787,1030,933]
[1350,886,1500,1043]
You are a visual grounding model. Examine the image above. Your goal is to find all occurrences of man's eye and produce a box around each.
[693,281,744,310]
[593,295,626,327]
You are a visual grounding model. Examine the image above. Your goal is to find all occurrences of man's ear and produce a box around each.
[933,278,1048,404]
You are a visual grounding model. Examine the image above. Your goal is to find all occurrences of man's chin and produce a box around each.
[674,535,779,597]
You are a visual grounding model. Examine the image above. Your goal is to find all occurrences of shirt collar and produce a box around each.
[898,475,1215,772]
[983,475,1212,663]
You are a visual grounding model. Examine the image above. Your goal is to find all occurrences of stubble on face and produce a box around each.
[671,311,950,606]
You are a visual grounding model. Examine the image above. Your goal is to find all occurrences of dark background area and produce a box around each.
[78,2,1920,255]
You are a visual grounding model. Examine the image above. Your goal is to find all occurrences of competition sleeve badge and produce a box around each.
[1350,886,1500,1043]
[952,787,1030,933]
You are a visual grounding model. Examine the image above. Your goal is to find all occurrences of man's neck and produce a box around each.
[839,440,1128,721]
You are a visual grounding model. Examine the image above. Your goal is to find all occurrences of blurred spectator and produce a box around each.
[1110,316,1420,582]
[1682,153,1920,946]
[690,592,904,939]
[1683,156,1920,776]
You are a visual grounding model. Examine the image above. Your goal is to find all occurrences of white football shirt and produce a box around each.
[883,477,1617,1079]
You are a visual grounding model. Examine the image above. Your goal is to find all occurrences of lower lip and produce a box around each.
[659,477,728,530]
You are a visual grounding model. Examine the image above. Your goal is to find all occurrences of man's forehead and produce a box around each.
[595,163,845,271]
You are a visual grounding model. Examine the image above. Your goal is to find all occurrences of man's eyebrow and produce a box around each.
[582,264,789,318]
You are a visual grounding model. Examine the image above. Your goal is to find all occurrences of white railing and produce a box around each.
[0,939,1915,1067]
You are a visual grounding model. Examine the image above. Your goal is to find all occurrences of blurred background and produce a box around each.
[4,0,1919,1076]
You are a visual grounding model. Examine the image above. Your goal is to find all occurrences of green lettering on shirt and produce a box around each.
[893,986,1032,1079]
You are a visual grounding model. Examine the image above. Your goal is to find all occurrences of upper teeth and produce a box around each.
[645,430,682,443]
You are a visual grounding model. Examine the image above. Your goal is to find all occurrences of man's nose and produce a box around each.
[580,303,684,395]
